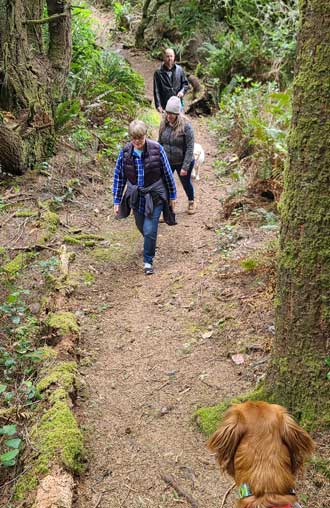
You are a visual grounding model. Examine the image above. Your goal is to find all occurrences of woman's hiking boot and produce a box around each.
[188,200,196,214]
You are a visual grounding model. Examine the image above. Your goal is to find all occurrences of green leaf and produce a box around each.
[1,448,19,466]
[0,384,7,394]
[4,391,14,402]
[4,438,21,449]
[0,424,16,436]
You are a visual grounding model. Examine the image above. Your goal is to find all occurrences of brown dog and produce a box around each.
[208,401,314,508]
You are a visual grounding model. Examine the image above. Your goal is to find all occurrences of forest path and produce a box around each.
[74,14,262,508]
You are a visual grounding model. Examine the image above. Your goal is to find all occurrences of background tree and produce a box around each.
[0,0,71,175]
[135,0,169,48]
[265,0,330,426]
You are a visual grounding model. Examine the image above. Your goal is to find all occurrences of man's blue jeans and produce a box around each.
[133,204,163,264]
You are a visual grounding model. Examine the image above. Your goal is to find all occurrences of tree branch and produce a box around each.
[24,12,68,25]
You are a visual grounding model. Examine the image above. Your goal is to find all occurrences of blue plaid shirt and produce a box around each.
[112,143,176,214]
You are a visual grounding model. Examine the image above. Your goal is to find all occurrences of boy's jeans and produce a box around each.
[133,204,163,264]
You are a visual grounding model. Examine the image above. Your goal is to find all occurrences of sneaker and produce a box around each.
[144,262,154,275]
[187,201,196,214]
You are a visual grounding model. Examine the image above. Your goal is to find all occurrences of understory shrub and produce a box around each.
[55,3,145,157]
[211,79,291,195]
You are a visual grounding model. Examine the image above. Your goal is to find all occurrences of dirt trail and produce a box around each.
[73,46,252,507]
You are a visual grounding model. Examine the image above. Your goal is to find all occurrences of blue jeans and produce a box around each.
[133,204,163,264]
[171,160,195,201]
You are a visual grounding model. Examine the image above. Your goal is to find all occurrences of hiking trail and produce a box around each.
[74,11,274,508]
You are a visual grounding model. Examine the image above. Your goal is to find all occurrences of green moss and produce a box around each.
[64,235,98,247]
[15,209,38,217]
[240,257,259,272]
[35,398,83,472]
[195,386,266,435]
[43,210,59,233]
[3,252,35,275]
[74,233,104,241]
[46,311,79,336]
[37,361,77,393]
[91,227,140,262]
[38,346,58,360]
[64,235,84,245]
[14,395,84,501]
[14,359,83,501]
[65,178,80,189]
[83,271,95,286]
[311,456,330,479]
[14,474,38,501]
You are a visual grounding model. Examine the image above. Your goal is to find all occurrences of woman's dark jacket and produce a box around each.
[159,121,194,170]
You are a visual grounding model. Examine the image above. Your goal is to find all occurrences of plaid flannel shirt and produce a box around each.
[112,144,176,215]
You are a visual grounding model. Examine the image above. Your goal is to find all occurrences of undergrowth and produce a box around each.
[55,2,145,158]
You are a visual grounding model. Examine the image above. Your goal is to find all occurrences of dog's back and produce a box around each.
[192,143,205,180]
[208,401,314,508]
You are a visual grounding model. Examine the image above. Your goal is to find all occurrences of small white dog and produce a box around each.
[192,143,205,180]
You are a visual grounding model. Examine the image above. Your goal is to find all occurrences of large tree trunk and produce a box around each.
[0,0,71,175]
[265,1,330,426]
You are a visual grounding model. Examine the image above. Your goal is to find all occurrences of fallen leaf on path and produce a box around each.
[231,354,245,365]
[201,331,213,339]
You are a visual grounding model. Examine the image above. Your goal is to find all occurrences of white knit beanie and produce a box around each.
[165,96,181,114]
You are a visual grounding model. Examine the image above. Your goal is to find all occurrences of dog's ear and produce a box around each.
[207,407,246,477]
[281,412,315,473]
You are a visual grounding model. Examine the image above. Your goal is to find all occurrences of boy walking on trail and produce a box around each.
[112,120,177,275]
[153,48,189,113]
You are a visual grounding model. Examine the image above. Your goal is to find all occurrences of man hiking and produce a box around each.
[153,48,189,113]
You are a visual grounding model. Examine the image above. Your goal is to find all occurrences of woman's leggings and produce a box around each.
[171,160,195,201]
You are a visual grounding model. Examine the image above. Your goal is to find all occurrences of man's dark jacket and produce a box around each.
[153,63,189,110]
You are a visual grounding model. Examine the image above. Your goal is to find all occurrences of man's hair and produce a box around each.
[164,48,175,58]
[128,120,147,138]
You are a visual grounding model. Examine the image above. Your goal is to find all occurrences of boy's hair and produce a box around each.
[128,120,147,138]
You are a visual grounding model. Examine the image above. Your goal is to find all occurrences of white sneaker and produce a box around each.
[144,263,154,275]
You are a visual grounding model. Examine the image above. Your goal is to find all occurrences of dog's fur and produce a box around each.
[192,143,205,181]
[208,401,314,508]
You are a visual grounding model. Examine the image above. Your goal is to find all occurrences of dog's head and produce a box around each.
[207,401,314,484]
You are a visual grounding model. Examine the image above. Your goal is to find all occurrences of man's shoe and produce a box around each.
[144,263,154,275]
[188,201,196,214]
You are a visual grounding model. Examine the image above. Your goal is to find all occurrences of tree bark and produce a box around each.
[0,0,71,175]
[135,0,168,48]
[265,1,330,427]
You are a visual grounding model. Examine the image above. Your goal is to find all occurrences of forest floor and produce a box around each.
[0,6,329,508]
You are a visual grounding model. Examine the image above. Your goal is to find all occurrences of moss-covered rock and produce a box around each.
[46,311,79,336]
